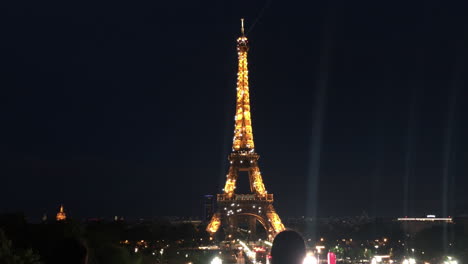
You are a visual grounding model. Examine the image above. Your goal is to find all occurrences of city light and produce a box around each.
[397,217,452,222]
[372,255,390,264]
[303,252,317,264]
[443,256,458,264]
[315,245,325,253]
[211,256,222,264]
[402,258,416,264]
[239,240,256,262]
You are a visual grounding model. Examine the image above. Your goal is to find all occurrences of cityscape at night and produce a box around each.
[1,0,468,264]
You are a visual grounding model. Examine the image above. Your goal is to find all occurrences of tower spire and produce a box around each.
[241,18,245,36]
[232,19,254,152]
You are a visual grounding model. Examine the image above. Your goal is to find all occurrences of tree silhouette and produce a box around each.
[0,229,42,264]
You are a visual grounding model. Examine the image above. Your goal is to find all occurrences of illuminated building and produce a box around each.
[206,19,285,240]
[397,216,453,233]
[397,216,453,222]
[56,204,67,221]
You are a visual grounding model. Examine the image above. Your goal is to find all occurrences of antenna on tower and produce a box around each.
[241,18,245,36]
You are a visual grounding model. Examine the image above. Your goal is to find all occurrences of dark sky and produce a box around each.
[1,1,467,220]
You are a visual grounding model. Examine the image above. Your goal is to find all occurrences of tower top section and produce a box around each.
[232,19,254,152]
[236,19,249,53]
[240,18,245,36]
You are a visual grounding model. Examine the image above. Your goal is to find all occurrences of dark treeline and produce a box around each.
[0,213,211,264]
[1,213,468,264]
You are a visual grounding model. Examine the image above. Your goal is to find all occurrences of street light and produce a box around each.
[211,256,222,264]
[316,246,325,254]
[303,252,317,264]
[402,258,416,264]
[444,256,458,264]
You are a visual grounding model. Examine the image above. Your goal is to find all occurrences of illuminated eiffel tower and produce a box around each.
[206,19,285,240]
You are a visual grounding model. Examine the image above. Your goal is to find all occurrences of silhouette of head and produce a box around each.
[270,230,306,264]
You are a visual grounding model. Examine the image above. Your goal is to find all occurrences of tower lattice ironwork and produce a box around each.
[206,19,285,240]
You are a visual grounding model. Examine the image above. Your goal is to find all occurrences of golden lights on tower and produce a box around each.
[207,213,221,234]
[233,18,255,152]
[224,178,236,198]
[207,19,285,239]
[267,211,285,233]
[251,167,267,197]
[56,204,66,221]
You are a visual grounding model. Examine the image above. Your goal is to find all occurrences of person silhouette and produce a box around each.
[270,230,306,264]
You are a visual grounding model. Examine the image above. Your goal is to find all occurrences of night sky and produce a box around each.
[1,1,467,220]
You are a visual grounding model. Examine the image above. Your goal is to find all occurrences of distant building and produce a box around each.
[114,216,125,222]
[56,205,67,221]
[203,195,215,221]
[171,219,203,226]
[397,215,453,233]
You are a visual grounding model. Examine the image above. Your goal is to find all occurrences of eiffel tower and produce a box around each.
[206,19,285,240]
